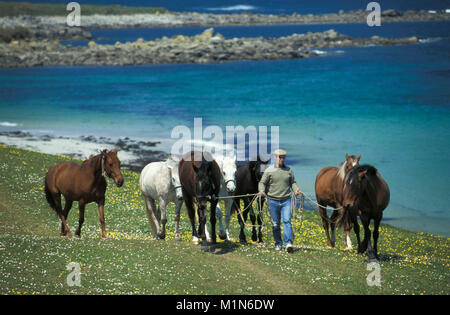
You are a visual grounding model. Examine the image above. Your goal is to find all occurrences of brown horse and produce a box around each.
[340,164,390,260]
[44,149,124,238]
[314,154,360,249]
[178,151,221,250]
[232,158,268,244]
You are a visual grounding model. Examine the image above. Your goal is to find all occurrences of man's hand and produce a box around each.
[259,190,266,197]
[294,189,301,196]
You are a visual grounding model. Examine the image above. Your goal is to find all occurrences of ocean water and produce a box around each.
[64,21,449,46]
[1,16,450,236]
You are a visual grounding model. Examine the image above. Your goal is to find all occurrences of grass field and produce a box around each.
[0,144,448,295]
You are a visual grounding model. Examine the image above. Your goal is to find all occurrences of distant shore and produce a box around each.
[1,8,449,31]
[0,130,169,172]
[0,9,449,43]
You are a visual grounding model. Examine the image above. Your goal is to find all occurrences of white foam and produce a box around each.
[0,121,20,127]
[312,49,327,55]
[419,37,441,43]
[206,5,257,11]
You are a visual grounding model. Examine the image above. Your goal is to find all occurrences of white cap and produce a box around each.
[274,149,287,156]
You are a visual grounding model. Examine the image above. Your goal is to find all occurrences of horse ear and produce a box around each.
[113,148,118,154]
[357,154,361,161]
[345,153,349,160]
[357,169,368,181]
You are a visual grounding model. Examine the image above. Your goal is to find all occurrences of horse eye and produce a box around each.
[109,163,113,167]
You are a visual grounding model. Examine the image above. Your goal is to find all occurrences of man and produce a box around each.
[258,149,300,253]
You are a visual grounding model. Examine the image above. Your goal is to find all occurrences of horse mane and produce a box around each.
[81,150,107,173]
[337,161,346,180]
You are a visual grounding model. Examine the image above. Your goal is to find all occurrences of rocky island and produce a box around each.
[0,28,422,68]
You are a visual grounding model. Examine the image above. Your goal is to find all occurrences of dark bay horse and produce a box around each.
[232,158,268,244]
[340,164,390,260]
[314,154,360,249]
[44,149,124,238]
[178,151,221,250]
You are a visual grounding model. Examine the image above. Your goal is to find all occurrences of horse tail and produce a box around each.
[44,178,57,212]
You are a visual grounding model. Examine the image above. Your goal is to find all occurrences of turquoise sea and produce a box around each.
[0,10,449,236]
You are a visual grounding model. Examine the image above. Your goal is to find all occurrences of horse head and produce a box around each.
[101,148,124,188]
[342,164,377,210]
[345,153,361,173]
[192,160,216,210]
[166,156,183,200]
[249,156,269,182]
[218,154,237,193]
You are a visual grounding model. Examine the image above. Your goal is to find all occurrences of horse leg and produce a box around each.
[197,206,207,249]
[54,193,71,237]
[174,199,183,241]
[256,197,264,243]
[184,195,198,244]
[97,198,107,238]
[238,198,249,244]
[249,203,258,242]
[216,202,226,240]
[158,197,168,240]
[75,202,85,238]
[143,195,161,239]
[352,215,361,250]
[318,204,332,248]
[340,208,353,250]
[224,198,233,241]
[359,214,371,255]
[373,214,382,259]
[330,210,339,248]
[60,198,73,236]
[209,199,218,245]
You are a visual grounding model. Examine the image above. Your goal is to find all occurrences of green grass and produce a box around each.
[0,2,167,17]
[0,144,448,295]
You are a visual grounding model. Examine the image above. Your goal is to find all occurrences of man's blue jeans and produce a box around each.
[268,198,293,247]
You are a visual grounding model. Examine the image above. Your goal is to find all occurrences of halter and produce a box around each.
[224,178,236,186]
[173,185,183,198]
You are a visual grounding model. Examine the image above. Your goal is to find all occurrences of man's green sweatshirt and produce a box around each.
[258,165,299,201]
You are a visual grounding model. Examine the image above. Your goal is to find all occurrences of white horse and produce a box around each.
[139,156,183,240]
[213,154,237,241]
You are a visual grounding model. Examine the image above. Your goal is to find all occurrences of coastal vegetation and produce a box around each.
[0,144,448,294]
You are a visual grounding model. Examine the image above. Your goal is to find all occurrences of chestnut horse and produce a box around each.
[314,154,360,249]
[44,149,124,238]
[179,151,221,250]
[340,164,390,260]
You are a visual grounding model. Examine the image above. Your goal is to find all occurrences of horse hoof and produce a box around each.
[219,233,227,240]
[192,237,199,245]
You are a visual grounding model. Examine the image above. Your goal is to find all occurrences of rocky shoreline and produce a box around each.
[0,28,423,68]
[1,9,449,32]
[0,130,168,172]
